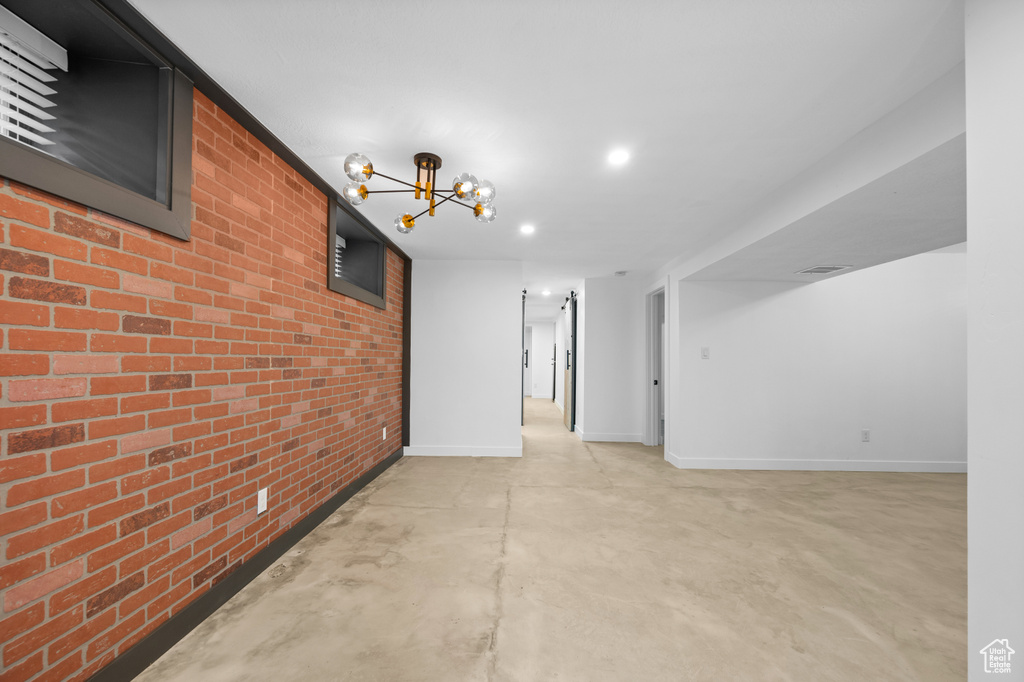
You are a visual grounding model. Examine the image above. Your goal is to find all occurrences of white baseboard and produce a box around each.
[665,452,966,473]
[579,432,643,443]
[404,445,523,458]
[553,399,564,415]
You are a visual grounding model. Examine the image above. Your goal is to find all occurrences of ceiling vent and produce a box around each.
[795,265,851,275]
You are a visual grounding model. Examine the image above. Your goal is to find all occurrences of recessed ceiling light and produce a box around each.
[520,224,535,234]
[614,270,627,277]
[608,148,629,166]
[542,290,551,296]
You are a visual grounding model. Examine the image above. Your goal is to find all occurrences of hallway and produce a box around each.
[138,398,966,681]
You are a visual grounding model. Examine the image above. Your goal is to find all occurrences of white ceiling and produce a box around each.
[127,0,965,319]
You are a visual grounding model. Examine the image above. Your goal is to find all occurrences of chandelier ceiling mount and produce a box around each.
[341,152,497,234]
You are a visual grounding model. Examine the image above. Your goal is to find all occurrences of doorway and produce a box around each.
[523,326,533,397]
[644,288,665,446]
[563,292,577,432]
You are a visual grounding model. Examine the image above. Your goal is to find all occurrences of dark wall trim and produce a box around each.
[97,0,409,263]
[87,447,403,682]
[402,259,412,447]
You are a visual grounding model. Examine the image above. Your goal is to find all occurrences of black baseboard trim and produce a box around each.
[88,448,403,682]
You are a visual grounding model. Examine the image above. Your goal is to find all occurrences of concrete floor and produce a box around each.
[138,398,966,681]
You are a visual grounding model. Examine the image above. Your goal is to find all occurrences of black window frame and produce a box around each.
[328,198,387,309]
[0,0,193,241]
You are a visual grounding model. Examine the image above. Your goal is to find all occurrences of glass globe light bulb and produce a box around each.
[342,182,368,206]
[395,213,415,234]
[344,153,373,182]
[474,204,497,223]
[474,179,496,205]
[453,173,479,201]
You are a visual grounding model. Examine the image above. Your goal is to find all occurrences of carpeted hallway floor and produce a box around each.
[138,398,966,681]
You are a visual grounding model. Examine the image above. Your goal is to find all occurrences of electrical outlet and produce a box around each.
[257,488,268,514]
[861,429,870,443]
[701,346,710,360]
[382,426,387,441]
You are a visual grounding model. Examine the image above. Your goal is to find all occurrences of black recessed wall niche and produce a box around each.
[328,199,387,309]
[0,0,192,240]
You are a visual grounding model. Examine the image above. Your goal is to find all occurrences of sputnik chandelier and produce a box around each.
[340,152,497,234]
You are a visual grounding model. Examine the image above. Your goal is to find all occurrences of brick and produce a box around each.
[8,424,86,455]
[54,306,120,330]
[7,515,84,559]
[52,482,118,518]
[9,328,87,351]
[8,377,88,402]
[150,298,192,320]
[92,246,147,275]
[0,404,47,429]
[90,333,147,354]
[54,259,119,288]
[91,375,147,395]
[89,453,145,483]
[147,509,192,543]
[121,392,170,414]
[121,428,171,454]
[50,524,118,568]
[192,556,227,588]
[0,353,49,377]
[123,272,173,298]
[2,605,82,667]
[149,374,192,390]
[9,276,86,305]
[89,609,145,659]
[123,315,172,335]
[121,355,171,373]
[87,533,145,572]
[0,553,47,590]
[148,407,192,429]
[0,247,48,275]
[0,452,47,483]
[123,232,173,263]
[170,517,213,551]
[91,290,147,313]
[53,354,119,375]
[85,494,144,531]
[122,466,170,494]
[54,212,120,247]
[0,603,45,653]
[150,337,193,354]
[10,181,86,214]
[229,454,258,473]
[49,604,116,662]
[0,299,49,327]
[51,440,117,471]
[119,502,171,536]
[0,502,47,536]
[89,414,146,439]
[52,397,118,424]
[85,572,144,617]
[193,494,228,521]
[0,192,50,227]
[0,652,43,680]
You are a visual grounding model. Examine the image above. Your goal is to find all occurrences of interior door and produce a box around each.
[563,294,576,431]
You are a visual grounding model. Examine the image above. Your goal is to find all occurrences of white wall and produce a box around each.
[966,1,1024,673]
[407,260,523,457]
[575,277,645,442]
[527,321,555,400]
[669,248,966,471]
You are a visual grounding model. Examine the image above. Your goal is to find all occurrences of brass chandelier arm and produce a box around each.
[409,193,475,221]
[370,171,422,191]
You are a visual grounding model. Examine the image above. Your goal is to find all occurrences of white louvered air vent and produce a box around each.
[795,265,852,275]
[0,6,68,149]
[334,237,346,277]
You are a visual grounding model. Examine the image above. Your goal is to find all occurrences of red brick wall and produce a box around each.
[0,91,405,681]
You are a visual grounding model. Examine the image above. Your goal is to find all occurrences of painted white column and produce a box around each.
[966,1,1024,678]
